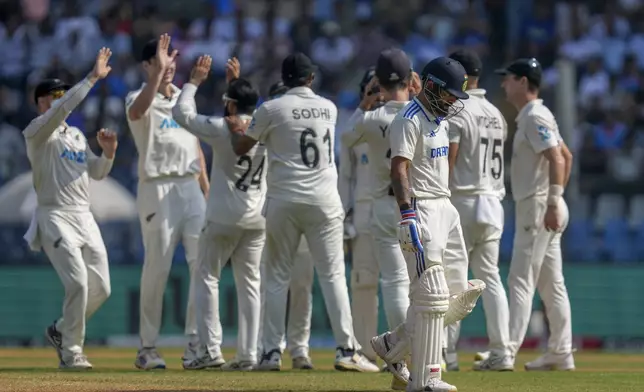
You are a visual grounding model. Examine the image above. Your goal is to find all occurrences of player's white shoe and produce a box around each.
[256,349,282,371]
[183,349,225,370]
[135,348,166,370]
[370,333,410,386]
[524,352,575,371]
[221,359,255,371]
[45,321,63,364]
[292,356,314,370]
[408,378,458,392]
[60,353,92,370]
[334,348,380,372]
[473,352,515,371]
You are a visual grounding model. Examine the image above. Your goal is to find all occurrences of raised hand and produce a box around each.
[155,33,179,73]
[97,128,118,159]
[409,71,421,96]
[189,55,212,86]
[225,57,241,84]
[90,47,112,80]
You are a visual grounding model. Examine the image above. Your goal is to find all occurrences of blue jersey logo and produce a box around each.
[360,153,368,164]
[60,148,86,164]
[429,146,449,158]
[160,118,180,129]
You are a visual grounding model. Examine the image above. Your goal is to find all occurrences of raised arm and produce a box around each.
[24,48,112,144]
[172,82,226,142]
[127,34,178,122]
[229,103,270,156]
[87,129,117,180]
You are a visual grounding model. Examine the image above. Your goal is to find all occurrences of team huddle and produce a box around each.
[23,32,575,392]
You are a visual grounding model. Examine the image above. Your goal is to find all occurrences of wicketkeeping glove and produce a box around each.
[397,208,426,253]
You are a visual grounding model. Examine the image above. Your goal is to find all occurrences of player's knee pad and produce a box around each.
[351,266,379,291]
[444,279,486,326]
[412,264,450,316]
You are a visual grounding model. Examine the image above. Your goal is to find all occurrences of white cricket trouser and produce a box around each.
[368,197,410,333]
[38,208,111,357]
[402,197,465,387]
[508,196,572,355]
[261,198,358,352]
[350,200,381,361]
[258,236,314,359]
[451,194,510,356]
[137,176,206,348]
[196,221,263,362]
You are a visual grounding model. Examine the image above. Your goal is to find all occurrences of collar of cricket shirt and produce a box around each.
[466,88,486,97]
[284,86,315,96]
[412,96,440,125]
[515,98,543,123]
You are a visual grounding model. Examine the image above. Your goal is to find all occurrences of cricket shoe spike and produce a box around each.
[135,347,166,370]
[444,279,486,326]
[525,351,575,371]
[256,349,282,371]
[60,353,92,370]
[334,347,380,372]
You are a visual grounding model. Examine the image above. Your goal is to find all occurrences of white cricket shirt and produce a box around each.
[511,99,563,201]
[389,97,450,199]
[245,86,341,206]
[342,101,409,200]
[173,83,266,229]
[338,108,371,212]
[448,89,507,199]
[23,78,114,208]
[125,83,201,182]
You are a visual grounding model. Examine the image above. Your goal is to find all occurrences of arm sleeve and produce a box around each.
[86,145,114,180]
[337,142,356,213]
[340,111,368,149]
[23,78,94,143]
[244,103,271,142]
[525,114,560,154]
[172,83,227,144]
[390,117,420,160]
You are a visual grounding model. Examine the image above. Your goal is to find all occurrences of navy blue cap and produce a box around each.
[140,38,177,62]
[281,52,316,83]
[375,48,412,84]
[421,57,469,100]
[448,49,482,77]
[34,78,70,103]
[495,58,542,88]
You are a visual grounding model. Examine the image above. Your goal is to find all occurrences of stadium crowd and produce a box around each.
[0,0,643,264]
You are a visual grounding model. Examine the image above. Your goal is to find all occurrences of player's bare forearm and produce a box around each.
[391,156,412,209]
[543,147,565,186]
[559,140,573,187]
[230,132,257,156]
[128,71,163,121]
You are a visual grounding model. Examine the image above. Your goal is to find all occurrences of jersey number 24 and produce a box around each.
[480,137,503,180]
[235,155,265,192]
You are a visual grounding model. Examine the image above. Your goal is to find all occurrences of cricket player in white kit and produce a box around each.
[370,57,486,392]
[495,58,575,371]
[126,35,210,370]
[172,55,263,371]
[28,48,116,369]
[225,52,378,372]
[256,81,317,370]
[341,50,415,362]
[338,66,383,364]
[444,50,513,371]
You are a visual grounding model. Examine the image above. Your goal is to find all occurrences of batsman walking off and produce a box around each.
[370,57,486,392]
[495,58,575,370]
[226,52,378,373]
[445,50,513,371]
[125,34,210,370]
[26,48,116,369]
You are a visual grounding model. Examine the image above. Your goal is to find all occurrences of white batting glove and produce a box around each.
[397,208,428,253]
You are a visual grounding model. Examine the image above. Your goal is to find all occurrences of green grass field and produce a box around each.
[0,348,643,392]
